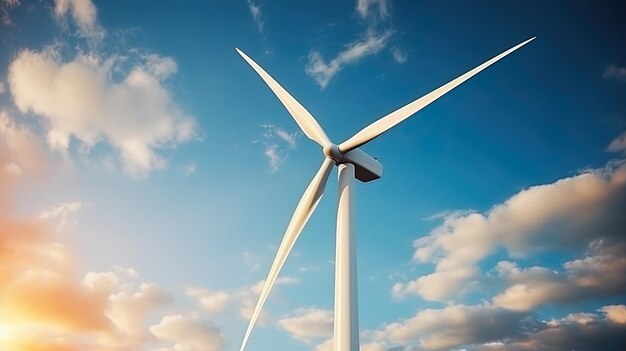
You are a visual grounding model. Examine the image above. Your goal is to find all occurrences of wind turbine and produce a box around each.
[236,37,535,351]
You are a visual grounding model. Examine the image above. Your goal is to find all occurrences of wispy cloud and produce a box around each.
[305,0,403,88]
[246,0,264,34]
[391,46,407,64]
[608,131,626,153]
[1,0,20,26]
[603,64,626,82]
[356,0,389,21]
[54,0,105,42]
[306,30,391,88]
[255,124,299,172]
[39,201,83,229]
[183,163,197,176]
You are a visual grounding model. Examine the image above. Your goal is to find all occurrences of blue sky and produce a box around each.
[1,1,625,350]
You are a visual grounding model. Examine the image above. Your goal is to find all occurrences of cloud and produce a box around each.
[186,287,231,315]
[39,201,82,229]
[54,0,104,41]
[255,124,299,172]
[0,111,44,202]
[393,161,626,301]
[277,308,333,342]
[492,249,626,311]
[54,0,106,42]
[603,64,626,82]
[305,0,399,88]
[150,314,224,351]
[472,305,626,351]
[356,0,389,21]
[1,0,20,26]
[237,276,298,321]
[608,131,626,153]
[391,46,407,64]
[246,0,264,34]
[306,30,391,88]
[8,49,196,177]
[370,304,528,351]
[0,124,185,350]
[183,163,197,176]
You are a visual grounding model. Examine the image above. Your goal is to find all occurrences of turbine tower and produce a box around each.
[237,37,535,351]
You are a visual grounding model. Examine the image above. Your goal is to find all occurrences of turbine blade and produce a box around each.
[339,37,536,152]
[237,48,332,148]
[239,157,334,351]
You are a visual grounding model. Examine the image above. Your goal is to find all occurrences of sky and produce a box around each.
[1,0,626,350]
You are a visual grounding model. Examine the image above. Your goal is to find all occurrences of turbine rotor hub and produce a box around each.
[323,144,343,163]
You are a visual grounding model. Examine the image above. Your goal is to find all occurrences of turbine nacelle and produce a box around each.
[323,144,383,182]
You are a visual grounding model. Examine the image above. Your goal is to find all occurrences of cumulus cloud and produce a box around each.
[370,304,528,351]
[255,124,299,172]
[394,161,626,301]
[150,314,224,351]
[603,64,626,82]
[472,306,626,351]
[246,0,264,34]
[306,30,391,88]
[8,49,196,177]
[186,287,231,315]
[492,243,626,311]
[277,308,333,342]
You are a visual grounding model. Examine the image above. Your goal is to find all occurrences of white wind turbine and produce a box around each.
[237,37,535,351]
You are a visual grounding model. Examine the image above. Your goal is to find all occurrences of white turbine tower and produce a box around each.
[237,37,535,351]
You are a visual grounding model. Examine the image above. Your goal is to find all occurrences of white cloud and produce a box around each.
[608,131,626,153]
[306,0,398,88]
[394,162,626,301]
[54,0,104,41]
[39,201,82,229]
[0,81,5,94]
[107,282,173,337]
[186,287,231,315]
[246,0,264,34]
[356,0,389,21]
[150,314,224,351]
[183,163,197,176]
[256,124,299,172]
[306,30,391,88]
[391,46,408,64]
[278,308,333,342]
[8,49,196,177]
[603,64,626,82]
